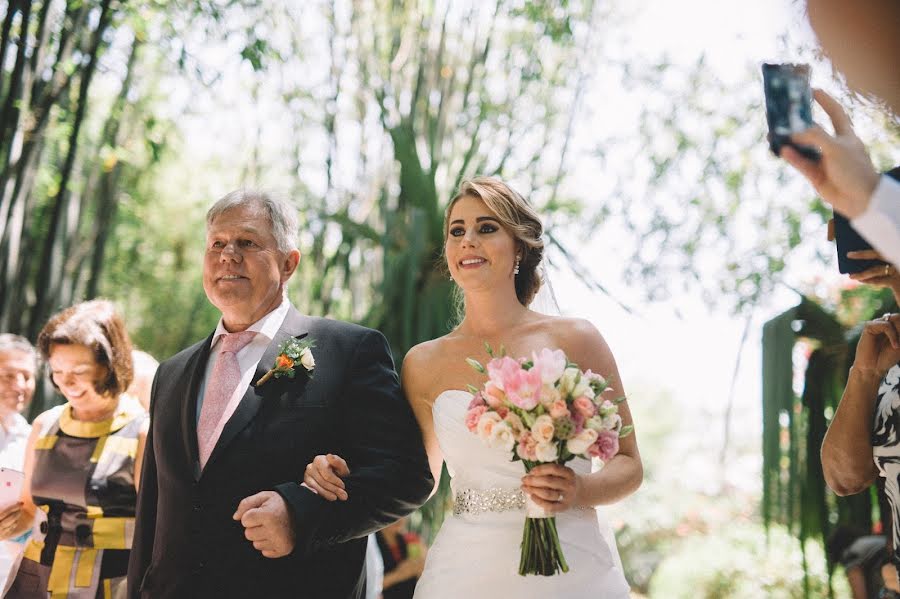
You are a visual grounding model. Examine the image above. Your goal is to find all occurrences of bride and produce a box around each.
[304,177,641,597]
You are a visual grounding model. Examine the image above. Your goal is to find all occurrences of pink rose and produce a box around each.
[517,432,537,461]
[504,367,543,411]
[465,406,487,432]
[571,410,585,434]
[573,396,596,419]
[588,430,620,462]
[468,393,486,410]
[548,399,570,419]
[483,381,506,409]
[531,415,555,444]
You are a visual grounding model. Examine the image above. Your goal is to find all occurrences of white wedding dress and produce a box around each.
[413,390,630,598]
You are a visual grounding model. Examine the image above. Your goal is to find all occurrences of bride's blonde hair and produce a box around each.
[443,177,544,307]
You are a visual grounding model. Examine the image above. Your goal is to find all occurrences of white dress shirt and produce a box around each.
[196,297,291,426]
[0,413,29,472]
[852,175,900,267]
[0,412,30,595]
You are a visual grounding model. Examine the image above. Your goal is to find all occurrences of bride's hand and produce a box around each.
[521,464,581,513]
[303,454,350,501]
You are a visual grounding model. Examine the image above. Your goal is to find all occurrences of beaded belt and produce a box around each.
[452,488,525,516]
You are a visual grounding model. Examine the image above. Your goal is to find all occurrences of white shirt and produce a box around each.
[197,297,291,424]
[0,413,30,472]
[852,175,900,267]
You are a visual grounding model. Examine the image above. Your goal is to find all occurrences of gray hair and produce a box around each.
[0,334,37,364]
[206,189,299,254]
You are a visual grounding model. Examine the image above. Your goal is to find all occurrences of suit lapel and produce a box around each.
[180,334,214,481]
[202,310,309,475]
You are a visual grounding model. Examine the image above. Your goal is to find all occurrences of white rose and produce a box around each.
[585,415,604,432]
[299,348,315,371]
[572,377,594,400]
[558,367,581,396]
[504,412,525,436]
[534,441,559,462]
[531,414,555,444]
[489,422,516,451]
[598,400,616,417]
[540,385,561,407]
[602,413,622,432]
[476,411,503,442]
[566,429,599,455]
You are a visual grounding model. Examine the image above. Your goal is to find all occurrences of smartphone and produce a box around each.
[0,468,23,511]
[762,63,820,161]
[833,166,900,274]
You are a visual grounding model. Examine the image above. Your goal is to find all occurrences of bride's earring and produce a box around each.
[513,257,520,276]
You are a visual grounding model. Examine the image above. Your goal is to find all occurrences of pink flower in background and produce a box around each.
[548,399,570,419]
[468,393,486,410]
[588,429,620,462]
[531,348,567,384]
[465,406,487,432]
[486,356,522,391]
[504,367,543,410]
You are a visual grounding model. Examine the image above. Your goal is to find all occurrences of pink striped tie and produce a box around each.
[197,330,256,468]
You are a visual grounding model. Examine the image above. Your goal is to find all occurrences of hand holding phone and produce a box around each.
[762,63,821,161]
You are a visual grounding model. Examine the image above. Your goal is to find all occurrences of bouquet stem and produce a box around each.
[518,461,570,576]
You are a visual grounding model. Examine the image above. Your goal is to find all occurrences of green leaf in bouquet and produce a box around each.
[521,359,534,370]
[465,357,485,373]
[499,343,507,357]
[466,384,481,395]
[612,395,627,404]
[520,411,537,428]
[483,341,495,357]
[618,424,634,437]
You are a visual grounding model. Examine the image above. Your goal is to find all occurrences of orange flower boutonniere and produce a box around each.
[256,337,316,386]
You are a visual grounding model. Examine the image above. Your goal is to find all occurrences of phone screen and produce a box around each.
[762,63,820,161]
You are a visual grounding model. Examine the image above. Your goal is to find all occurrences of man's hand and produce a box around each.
[233,491,296,558]
[782,89,880,219]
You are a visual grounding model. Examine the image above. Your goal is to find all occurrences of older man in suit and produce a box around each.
[127,190,433,598]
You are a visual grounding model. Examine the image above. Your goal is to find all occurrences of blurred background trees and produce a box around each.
[2,0,899,595]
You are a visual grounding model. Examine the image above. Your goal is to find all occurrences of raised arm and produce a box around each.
[822,314,900,495]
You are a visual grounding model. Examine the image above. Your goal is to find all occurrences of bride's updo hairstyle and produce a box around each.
[444,177,544,307]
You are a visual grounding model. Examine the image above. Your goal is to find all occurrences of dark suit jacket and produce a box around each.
[127,308,433,598]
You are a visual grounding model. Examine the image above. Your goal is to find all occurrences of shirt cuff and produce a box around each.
[851,175,900,267]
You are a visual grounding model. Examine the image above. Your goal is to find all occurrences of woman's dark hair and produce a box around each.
[38,299,134,396]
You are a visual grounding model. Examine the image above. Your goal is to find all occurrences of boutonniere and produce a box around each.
[256,336,316,386]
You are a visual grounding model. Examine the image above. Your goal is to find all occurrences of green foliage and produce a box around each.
[648,522,848,598]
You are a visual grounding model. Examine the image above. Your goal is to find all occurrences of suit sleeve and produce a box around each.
[274,329,433,557]
[126,371,161,598]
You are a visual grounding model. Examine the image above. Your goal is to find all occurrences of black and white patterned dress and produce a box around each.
[873,364,900,575]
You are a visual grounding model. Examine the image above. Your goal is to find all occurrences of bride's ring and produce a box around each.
[886,264,892,276]
[556,493,564,503]
[883,313,893,322]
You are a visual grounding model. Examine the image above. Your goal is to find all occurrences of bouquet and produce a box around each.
[464,345,632,576]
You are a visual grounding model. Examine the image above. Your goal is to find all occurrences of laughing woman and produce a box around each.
[0,300,148,599]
